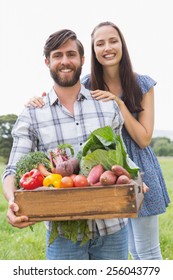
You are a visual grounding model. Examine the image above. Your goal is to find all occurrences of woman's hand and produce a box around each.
[91,88,154,149]
[25,92,46,108]
[91,90,123,107]
[142,182,149,193]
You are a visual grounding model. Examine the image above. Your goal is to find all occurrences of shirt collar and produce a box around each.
[48,84,91,106]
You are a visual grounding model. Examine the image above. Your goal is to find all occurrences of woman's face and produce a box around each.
[93,25,123,68]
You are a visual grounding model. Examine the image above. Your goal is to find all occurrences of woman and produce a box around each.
[26,22,170,260]
[83,21,170,260]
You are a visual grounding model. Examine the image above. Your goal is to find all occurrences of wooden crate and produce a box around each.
[14,180,144,222]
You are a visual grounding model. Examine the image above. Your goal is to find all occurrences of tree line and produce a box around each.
[0,114,173,164]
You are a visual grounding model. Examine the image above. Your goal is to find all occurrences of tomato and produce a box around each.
[70,174,77,180]
[73,174,89,188]
[61,176,74,188]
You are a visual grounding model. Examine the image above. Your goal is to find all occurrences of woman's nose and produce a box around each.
[104,43,112,51]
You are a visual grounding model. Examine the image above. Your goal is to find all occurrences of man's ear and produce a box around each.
[45,58,50,67]
[81,56,85,66]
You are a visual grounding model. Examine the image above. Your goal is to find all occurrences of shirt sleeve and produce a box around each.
[2,109,37,180]
[136,74,157,95]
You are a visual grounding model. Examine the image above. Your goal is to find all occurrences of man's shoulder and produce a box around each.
[81,74,91,89]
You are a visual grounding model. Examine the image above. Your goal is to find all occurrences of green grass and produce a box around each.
[0,158,173,260]
[0,164,46,260]
[157,157,173,260]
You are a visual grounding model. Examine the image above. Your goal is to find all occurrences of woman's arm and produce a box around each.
[91,88,154,148]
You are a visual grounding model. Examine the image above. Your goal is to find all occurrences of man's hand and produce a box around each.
[7,200,35,228]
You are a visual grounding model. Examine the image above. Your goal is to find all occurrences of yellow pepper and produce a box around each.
[43,174,62,188]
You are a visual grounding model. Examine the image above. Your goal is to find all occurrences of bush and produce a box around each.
[151,137,173,156]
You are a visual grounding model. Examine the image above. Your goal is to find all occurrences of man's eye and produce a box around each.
[54,54,61,58]
[96,43,104,47]
[68,53,76,57]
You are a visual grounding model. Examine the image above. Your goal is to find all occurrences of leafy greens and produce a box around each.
[78,126,139,179]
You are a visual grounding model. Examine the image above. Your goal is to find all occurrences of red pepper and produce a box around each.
[19,169,44,190]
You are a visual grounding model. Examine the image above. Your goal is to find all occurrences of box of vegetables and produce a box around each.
[14,126,144,222]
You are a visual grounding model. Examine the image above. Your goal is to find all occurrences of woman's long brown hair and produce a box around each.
[90,21,143,113]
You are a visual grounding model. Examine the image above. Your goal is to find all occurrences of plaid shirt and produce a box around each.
[3,84,127,238]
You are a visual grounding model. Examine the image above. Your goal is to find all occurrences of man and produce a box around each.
[2,29,128,260]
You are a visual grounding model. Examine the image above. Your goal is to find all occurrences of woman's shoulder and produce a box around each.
[136,73,157,94]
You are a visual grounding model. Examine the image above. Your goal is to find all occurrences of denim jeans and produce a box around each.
[46,224,128,260]
[128,215,162,260]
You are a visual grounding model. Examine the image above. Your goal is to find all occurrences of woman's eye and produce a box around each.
[111,39,119,44]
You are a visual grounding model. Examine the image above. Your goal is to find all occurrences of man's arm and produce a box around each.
[3,175,35,228]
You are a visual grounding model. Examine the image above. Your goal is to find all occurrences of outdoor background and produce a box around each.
[0,0,173,132]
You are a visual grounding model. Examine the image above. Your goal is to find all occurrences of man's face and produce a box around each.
[45,39,84,87]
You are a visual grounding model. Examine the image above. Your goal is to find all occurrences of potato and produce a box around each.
[116,174,131,185]
[93,181,102,186]
[111,165,131,179]
[99,170,117,185]
[87,164,104,185]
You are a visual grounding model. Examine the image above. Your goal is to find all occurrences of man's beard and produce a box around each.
[50,65,82,87]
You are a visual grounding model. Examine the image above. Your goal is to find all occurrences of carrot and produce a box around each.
[37,163,52,177]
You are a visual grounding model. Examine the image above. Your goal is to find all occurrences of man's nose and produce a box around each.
[61,55,69,64]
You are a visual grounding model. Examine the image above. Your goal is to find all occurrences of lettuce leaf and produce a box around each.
[78,126,139,178]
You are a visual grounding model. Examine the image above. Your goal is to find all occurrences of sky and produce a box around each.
[0,0,173,131]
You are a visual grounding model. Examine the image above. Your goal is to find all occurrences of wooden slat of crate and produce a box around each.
[14,182,144,221]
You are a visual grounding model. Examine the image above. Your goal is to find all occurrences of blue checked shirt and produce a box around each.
[3,84,128,239]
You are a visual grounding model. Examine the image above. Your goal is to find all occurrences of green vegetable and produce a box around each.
[49,220,91,246]
[78,126,139,179]
[14,148,90,245]
[14,151,51,188]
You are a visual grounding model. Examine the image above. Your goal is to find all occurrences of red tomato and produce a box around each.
[73,174,89,187]
[61,176,74,188]
[70,174,77,180]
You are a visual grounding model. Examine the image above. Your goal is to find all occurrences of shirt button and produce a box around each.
[76,122,79,125]
[80,143,82,146]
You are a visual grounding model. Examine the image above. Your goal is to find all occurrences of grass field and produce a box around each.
[0,158,172,260]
